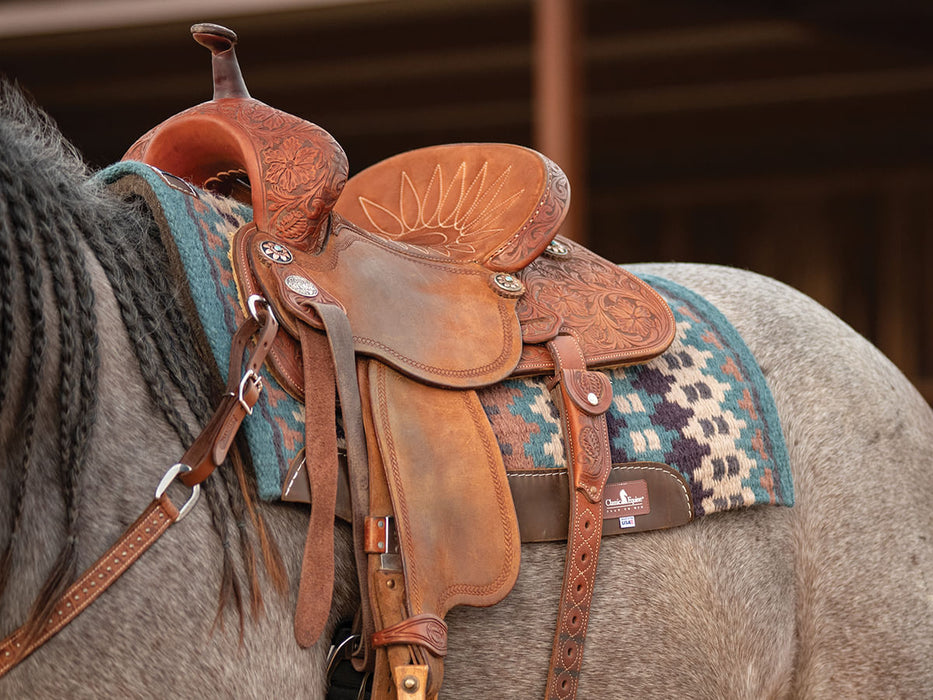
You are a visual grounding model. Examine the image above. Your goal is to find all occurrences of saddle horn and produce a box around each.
[191,23,250,100]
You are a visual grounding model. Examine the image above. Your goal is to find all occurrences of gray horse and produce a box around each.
[0,84,930,699]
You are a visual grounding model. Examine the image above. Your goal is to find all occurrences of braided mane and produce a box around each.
[0,82,273,642]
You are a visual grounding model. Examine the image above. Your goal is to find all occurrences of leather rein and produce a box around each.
[0,295,278,678]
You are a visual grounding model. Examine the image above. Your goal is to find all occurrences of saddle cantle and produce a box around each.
[124,24,677,700]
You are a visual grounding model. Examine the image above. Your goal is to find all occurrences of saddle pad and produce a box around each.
[482,274,793,517]
[101,162,792,516]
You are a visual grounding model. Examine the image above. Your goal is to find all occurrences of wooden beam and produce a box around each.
[0,0,383,37]
[877,190,920,375]
[590,66,933,118]
[534,0,586,243]
[585,20,816,61]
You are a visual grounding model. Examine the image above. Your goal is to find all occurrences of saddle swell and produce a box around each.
[126,106,346,252]
[122,23,677,700]
[125,24,348,253]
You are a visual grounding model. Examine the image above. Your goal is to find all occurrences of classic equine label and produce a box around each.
[603,480,650,519]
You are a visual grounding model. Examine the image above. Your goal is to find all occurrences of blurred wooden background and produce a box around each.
[2,0,932,400]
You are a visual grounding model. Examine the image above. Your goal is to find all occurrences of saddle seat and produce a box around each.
[124,24,678,700]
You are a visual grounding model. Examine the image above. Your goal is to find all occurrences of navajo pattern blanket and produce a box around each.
[102,162,792,516]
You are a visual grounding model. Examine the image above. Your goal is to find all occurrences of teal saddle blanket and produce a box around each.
[102,162,793,516]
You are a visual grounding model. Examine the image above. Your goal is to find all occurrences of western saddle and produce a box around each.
[125,24,677,700]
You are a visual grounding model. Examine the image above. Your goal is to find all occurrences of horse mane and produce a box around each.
[0,81,279,644]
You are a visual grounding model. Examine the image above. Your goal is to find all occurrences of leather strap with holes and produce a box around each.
[179,306,279,487]
[0,496,179,677]
[544,334,614,700]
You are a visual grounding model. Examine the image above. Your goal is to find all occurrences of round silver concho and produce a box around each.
[285,275,319,298]
[259,240,293,264]
[492,272,524,295]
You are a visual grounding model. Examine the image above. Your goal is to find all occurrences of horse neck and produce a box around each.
[0,93,346,689]
[0,233,191,621]
[0,214,357,675]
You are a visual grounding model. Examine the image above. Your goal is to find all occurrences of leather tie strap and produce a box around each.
[371,613,448,658]
[311,304,375,673]
[544,334,613,700]
[293,322,340,648]
[294,302,372,653]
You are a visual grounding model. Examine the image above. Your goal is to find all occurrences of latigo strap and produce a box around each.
[294,302,373,653]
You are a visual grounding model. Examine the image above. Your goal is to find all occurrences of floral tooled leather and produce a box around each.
[221,100,347,249]
[487,155,570,271]
[125,98,348,253]
[371,613,449,658]
[513,236,676,374]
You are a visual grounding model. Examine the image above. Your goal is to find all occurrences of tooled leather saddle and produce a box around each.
[125,24,678,700]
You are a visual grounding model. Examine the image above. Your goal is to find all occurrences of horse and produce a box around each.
[0,79,930,699]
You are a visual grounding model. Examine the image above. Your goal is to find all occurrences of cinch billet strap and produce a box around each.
[544,334,614,700]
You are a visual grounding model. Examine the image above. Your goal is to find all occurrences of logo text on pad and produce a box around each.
[603,479,651,520]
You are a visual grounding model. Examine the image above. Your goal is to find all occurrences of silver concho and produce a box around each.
[492,272,524,295]
[259,240,293,264]
[284,275,319,298]
[545,239,571,258]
